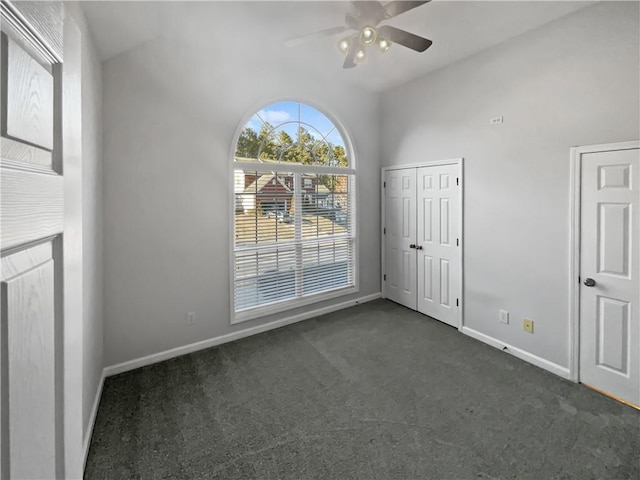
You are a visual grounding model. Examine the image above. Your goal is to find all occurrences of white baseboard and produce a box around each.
[83,369,106,468]
[104,293,382,378]
[461,326,571,380]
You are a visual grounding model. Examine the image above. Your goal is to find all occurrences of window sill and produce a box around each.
[231,285,358,325]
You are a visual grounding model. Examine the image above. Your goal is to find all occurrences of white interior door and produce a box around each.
[383,169,417,309]
[579,146,640,407]
[417,165,460,327]
[0,7,64,478]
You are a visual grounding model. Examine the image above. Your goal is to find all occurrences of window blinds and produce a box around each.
[234,169,355,314]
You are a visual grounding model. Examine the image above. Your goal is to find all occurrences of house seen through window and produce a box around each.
[233,101,356,320]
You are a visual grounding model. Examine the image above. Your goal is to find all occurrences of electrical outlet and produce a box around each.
[523,319,534,334]
[186,312,196,326]
[499,310,509,324]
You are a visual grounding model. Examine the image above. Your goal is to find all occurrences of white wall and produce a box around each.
[381,2,640,369]
[64,0,104,462]
[102,37,381,366]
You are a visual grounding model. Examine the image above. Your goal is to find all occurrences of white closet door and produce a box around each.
[416,164,460,327]
[384,169,417,309]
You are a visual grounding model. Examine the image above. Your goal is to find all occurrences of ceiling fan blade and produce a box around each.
[285,26,350,47]
[378,25,432,52]
[351,1,387,25]
[343,39,358,69]
[345,11,361,30]
[383,1,431,19]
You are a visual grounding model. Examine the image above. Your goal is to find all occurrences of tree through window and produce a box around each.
[232,102,356,321]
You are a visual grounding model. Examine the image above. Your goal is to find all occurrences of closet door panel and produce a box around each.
[384,169,417,308]
[417,164,460,327]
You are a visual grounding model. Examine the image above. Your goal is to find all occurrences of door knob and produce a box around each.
[416,245,423,250]
[583,278,596,287]
[409,244,416,249]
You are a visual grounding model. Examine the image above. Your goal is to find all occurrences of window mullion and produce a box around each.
[294,172,303,297]
[234,161,353,176]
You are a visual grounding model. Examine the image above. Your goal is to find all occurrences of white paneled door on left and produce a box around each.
[383,162,462,328]
[1,2,65,478]
[579,145,640,408]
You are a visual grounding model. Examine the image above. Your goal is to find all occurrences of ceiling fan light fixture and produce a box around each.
[359,26,377,46]
[338,37,351,54]
[288,1,432,69]
[377,37,391,53]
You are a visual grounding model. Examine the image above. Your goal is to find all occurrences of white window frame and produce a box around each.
[229,102,358,324]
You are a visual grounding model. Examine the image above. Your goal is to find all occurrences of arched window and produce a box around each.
[232,101,357,321]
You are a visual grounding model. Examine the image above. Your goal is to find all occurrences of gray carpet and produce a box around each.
[85,299,639,479]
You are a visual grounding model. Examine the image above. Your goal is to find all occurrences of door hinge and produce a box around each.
[578,276,581,284]
[456,238,459,246]
[384,274,387,281]
[456,177,459,186]
[383,181,386,188]
[383,227,386,234]
[456,298,459,307]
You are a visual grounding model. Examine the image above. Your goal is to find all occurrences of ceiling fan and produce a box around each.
[287,1,433,69]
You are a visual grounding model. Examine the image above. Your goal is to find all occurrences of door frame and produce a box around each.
[568,140,639,383]
[381,158,464,330]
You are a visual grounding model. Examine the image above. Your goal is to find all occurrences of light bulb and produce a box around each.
[359,26,377,46]
[338,37,351,54]
[378,37,391,53]
[355,48,366,61]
